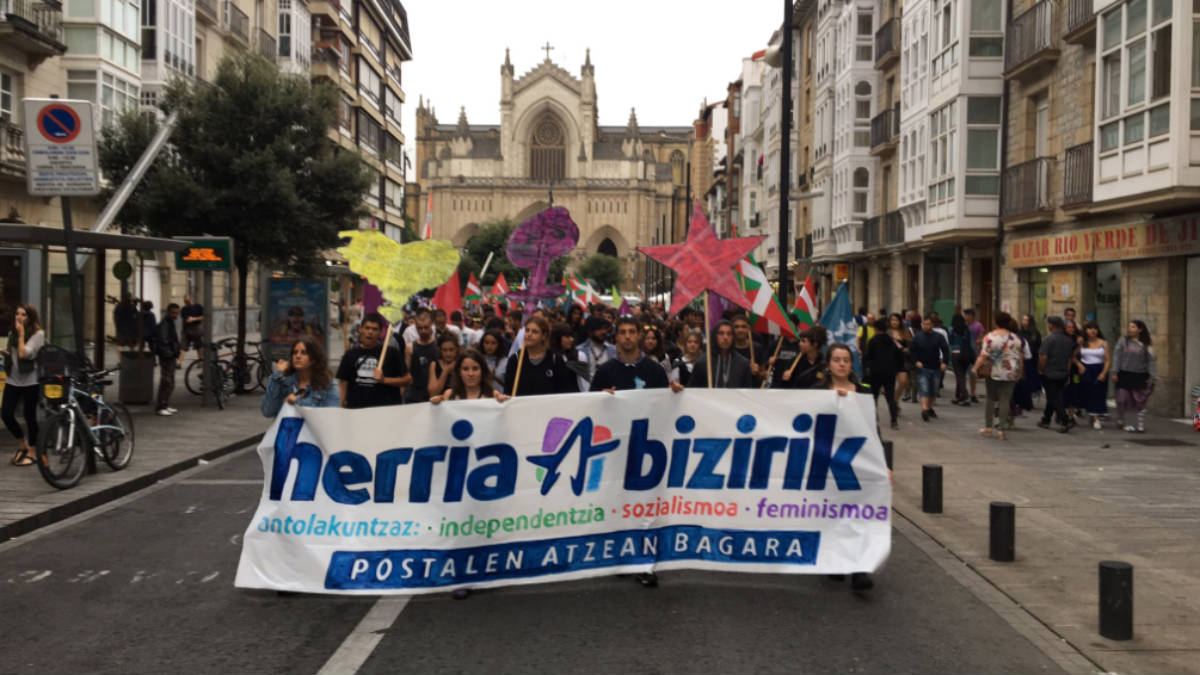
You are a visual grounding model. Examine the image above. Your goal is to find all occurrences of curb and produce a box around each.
[0,433,264,545]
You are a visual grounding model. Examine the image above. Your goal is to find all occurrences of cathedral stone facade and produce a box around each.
[414,48,692,290]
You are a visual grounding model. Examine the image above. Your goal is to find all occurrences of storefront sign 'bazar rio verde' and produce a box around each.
[234,389,891,595]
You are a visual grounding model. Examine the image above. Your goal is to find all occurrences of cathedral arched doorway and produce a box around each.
[597,237,618,257]
[530,115,566,181]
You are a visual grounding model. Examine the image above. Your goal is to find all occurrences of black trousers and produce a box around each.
[1,383,39,442]
[157,358,176,410]
[1041,376,1068,426]
[871,374,899,422]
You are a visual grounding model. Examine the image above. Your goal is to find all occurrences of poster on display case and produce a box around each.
[264,278,329,363]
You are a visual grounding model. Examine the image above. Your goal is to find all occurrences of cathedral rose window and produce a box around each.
[531,116,566,181]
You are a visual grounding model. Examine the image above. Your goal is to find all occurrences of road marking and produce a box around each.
[316,597,409,675]
[26,570,52,583]
[200,571,220,583]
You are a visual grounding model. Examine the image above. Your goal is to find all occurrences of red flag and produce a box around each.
[491,272,510,297]
[432,270,463,315]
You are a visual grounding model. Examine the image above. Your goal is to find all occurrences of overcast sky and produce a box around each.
[403,0,782,156]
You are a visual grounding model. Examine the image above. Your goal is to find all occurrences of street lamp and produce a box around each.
[763,0,794,304]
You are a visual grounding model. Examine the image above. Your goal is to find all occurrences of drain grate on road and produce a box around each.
[1128,438,1196,447]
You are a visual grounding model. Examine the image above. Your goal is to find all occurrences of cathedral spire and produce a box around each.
[585,48,591,67]
[456,106,470,137]
[626,107,639,138]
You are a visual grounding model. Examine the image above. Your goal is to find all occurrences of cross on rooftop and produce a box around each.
[542,41,554,61]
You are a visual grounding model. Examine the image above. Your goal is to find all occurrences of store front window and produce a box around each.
[1023,267,1048,324]
[1093,261,1122,344]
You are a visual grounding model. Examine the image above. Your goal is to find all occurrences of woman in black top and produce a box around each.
[865,317,904,429]
[504,316,580,396]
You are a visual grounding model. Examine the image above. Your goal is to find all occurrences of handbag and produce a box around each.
[975,359,992,379]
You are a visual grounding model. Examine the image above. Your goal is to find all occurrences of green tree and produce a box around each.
[98,53,373,361]
[460,218,569,290]
[578,253,622,290]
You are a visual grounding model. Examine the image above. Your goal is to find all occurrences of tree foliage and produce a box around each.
[578,253,622,290]
[98,53,373,356]
[459,218,569,289]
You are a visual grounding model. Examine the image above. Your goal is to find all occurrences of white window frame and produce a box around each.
[1099,0,1173,153]
[928,100,957,204]
[0,71,14,123]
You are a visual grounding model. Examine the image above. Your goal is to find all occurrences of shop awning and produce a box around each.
[0,224,189,252]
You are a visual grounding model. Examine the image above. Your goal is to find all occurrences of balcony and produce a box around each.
[257,28,275,61]
[195,0,217,24]
[1004,0,1058,81]
[874,17,899,70]
[862,216,882,249]
[1,121,25,179]
[883,210,904,245]
[870,103,900,156]
[1063,0,1095,45]
[1062,142,1093,211]
[0,0,66,64]
[1001,157,1055,224]
[224,1,249,44]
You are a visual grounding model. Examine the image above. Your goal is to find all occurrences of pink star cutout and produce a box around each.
[638,205,766,317]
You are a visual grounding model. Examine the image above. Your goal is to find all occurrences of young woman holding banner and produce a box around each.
[261,336,340,416]
[822,342,877,593]
[427,333,462,401]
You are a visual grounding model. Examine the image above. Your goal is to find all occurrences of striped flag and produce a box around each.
[422,189,434,240]
[465,273,483,304]
[491,272,510,297]
[792,274,817,331]
[568,275,599,308]
[735,254,797,339]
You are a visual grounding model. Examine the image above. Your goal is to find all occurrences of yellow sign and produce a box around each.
[1008,213,1200,268]
[834,264,850,284]
[1051,271,1073,301]
[182,247,223,262]
[337,230,460,322]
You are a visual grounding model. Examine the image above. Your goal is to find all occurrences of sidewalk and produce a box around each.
[886,392,1200,674]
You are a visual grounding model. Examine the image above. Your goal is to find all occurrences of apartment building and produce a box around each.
[998,0,1200,417]
[310,0,411,241]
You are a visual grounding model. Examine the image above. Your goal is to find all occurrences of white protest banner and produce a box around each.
[235,389,891,595]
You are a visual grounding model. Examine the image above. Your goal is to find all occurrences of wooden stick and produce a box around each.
[377,323,392,370]
[510,341,528,396]
[704,291,713,389]
[761,335,785,389]
[785,349,805,380]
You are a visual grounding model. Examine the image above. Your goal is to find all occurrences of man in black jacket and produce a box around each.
[687,321,755,389]
[155,303,182,416]
[911,316,950,422]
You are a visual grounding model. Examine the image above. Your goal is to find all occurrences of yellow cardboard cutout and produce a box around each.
[337,230,461,323]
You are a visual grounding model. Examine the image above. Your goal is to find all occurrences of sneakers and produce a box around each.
[890,419,899,430]
[928,409,938,419]
[1124,424,1145,433]
[970,396,980,404]
[635,572,658,588]
[156,408,174,416]
[166,407,179,414]
[1092,419,1102,430]
[921,410,930,422]
[1037,421,1051,430]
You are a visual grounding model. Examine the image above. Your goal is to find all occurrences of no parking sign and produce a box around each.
[21,98,100,196]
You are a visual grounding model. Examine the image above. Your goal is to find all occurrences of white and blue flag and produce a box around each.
[819,282,862,378]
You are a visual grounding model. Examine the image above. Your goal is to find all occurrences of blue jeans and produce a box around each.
[917,368,940,399]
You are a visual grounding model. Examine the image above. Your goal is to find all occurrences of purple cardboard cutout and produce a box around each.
[505,206,580,316]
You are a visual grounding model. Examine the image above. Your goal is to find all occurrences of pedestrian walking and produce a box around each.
[911,316,950,422]
[688,321,755,389]
[964,308,985,404]
[822,342,875,592]
[974,312,1026,440]
[154,303,183,416]
[1062,319,1084,424]
[427,333,463,401]
[1015,314,1043,413]
[865,317,903,429]
[1077,321,1111,430]
[1037,316,1074,433]
[335,312,411,409]
[1112,320,1156,433]
[948,314,976,406]
[886,314,912,405]
[261,336,340,416]
[504,316,580,396]
[2,304,44,466]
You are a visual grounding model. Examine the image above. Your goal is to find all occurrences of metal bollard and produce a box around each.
[921,464,942,513]
[989,502,1015,562]
[882,440,894,470]
[1099,561,1133,640]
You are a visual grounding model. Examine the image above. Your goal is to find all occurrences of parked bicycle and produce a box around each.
[182,342,234,409]
[35,345,135,490]
[184,337,267,397]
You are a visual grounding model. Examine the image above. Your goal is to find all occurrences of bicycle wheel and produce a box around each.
[231,355,257,394]
[36,411,88,490]
[99,403,135,470]
[254,358,269,392]
[184,359,205,395]
[211,361,228,410]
